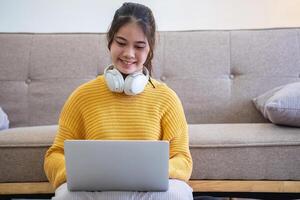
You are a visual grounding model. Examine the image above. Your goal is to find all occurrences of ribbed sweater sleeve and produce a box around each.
[44,87,85,189]
[161,88,193,182]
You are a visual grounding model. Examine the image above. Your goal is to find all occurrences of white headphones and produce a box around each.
[104,65,149,95]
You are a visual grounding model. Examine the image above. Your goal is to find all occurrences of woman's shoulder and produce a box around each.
[67,75,105,100]
[149,78,180,101]
[78,75,104,90]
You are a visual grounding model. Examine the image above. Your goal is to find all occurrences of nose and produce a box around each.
[123,46,135,59]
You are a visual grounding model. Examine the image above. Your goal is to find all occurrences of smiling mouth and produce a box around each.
[120,59,136,65]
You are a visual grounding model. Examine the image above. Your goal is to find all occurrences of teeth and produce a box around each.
[122,60,133,64]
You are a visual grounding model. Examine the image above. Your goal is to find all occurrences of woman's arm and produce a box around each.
[44,126,78,189]
[44,89,85,189]
[161,89,193,182]
[168,125,193,182]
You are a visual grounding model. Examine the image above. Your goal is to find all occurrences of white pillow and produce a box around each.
[252,82,300,127]
[0,107,9,130]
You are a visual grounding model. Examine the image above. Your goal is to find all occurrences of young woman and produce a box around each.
[44,2,193,200]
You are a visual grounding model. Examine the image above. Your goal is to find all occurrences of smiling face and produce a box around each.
[109,22,150,75]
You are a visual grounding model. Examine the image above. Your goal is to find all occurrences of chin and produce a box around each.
[116,63,141,74]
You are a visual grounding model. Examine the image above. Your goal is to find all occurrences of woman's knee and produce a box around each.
[52,183,80,200]
[166,179,193,200]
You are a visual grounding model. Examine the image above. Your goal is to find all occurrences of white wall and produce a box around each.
[0,0,300,32]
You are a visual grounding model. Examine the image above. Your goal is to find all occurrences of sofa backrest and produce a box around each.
[1,28,300,128]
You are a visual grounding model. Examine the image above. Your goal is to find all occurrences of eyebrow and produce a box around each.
[115,36,146,45]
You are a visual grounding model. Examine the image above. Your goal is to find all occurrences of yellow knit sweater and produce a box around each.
[44,75,193,189]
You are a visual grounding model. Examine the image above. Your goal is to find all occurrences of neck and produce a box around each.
[120,72,128,79]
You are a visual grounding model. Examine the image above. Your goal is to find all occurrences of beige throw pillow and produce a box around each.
[253,82,300,127]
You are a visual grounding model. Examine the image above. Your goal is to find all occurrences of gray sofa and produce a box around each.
[0,28,300,195]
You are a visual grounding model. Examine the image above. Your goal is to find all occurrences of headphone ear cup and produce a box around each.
[104,66,124,93]
[124,71,149,95]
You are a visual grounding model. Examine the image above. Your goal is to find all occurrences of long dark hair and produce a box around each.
[107,2,156,76]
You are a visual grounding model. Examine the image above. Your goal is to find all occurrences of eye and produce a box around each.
[135,45,145,49]
[115,40,126,46]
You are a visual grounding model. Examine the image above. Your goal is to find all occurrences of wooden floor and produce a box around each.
[188,180,300,193]
[0,180,300,195]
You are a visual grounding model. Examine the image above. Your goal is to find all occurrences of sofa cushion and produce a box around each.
[189,123,300,180]
[252,82,300,127]
[1,123,300,183]
[0,34,111,128]
[0,125,57,182]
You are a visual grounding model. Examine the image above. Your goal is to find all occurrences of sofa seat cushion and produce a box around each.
[189,123,300,180]
[0,125,57,182]
[0,123,299,183]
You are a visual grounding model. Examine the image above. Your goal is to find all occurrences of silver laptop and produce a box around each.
[64,140,169,191]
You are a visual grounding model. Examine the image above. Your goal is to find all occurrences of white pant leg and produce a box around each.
[52,179,193,200]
